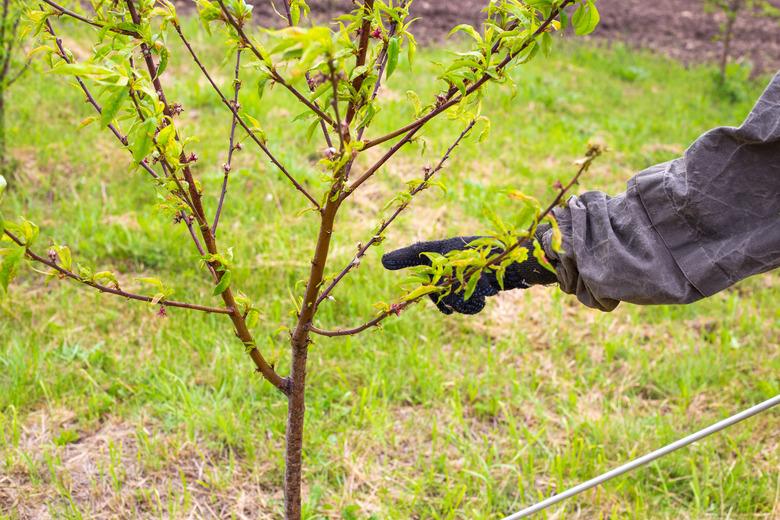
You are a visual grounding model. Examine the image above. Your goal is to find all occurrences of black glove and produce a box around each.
[381,230,558,315]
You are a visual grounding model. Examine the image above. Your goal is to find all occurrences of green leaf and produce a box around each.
[130,118,156,163]
[350,64,369,82]
[246,308,260,329]
[101,88,129,127]
[402,284,440,302]
[462,273,480,301]
[572,0,600,36]
[94,271,119,288]
[213,270,232,295]
[156,47,169,78]
[448,24,483,44]
[386,36,400,79]
[256,74,271,100]
[406,90,422,116]
[21,220,39,246]
[0,246,24,292]
[136,277,164,290]
[533,243,556,273]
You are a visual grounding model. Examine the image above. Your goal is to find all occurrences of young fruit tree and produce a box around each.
[5,0,602,516]
[704,0,780,80]
[0,0,29,171]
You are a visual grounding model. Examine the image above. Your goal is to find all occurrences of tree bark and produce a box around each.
[284,195,341,518]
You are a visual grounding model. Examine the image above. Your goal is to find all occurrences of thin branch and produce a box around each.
[212,48,242,236]
[48,11,287,394]
[344,0,374,125]
[311,143,601,337]
[355,0,408,142]
[328,60,345,150]
[279,0,334,149]
[181,211,207,258]
[41,0,141,37]
[3,230,232,315]
[316,119,476,308]
[173,24,321,211]
[360,0,574,152]
[1,4,20,81]
[5,60,30,87]
[125,0,287,394]
[44,18,169,185]
[214,0,337,129]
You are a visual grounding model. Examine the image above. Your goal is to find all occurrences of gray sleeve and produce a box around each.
[541,71,780,311]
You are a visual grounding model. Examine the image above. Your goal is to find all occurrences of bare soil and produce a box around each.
[216,0,780,74]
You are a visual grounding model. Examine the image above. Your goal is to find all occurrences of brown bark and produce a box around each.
[284,191,341,518]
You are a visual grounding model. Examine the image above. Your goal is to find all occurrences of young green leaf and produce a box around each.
[213,270,232,295]
[0,246,25,293]
[572,0,600,36]
[101,87,129,127]
[386,36,400,79]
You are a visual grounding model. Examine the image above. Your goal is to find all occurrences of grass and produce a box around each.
[1,17,779,519]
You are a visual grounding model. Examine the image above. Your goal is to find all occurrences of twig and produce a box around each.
[212,49,242,236]
[214,0,337,129]
[44,19,163,179]
[3,230,231,315]
[279,0,334,149]
[344,0,375,125]
[41,0,141,37]
[328,61,344,150]
[355,0,408,142]
[316,119,476,307]
[310,143,601,337]
[173,24,321,211]
[49,9,287,394]
[359,0,574,152]
[343,3,572,197]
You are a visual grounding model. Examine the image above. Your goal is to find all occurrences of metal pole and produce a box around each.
[504,394,780,520]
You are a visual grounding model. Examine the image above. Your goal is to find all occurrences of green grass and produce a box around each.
[1,18,779,519]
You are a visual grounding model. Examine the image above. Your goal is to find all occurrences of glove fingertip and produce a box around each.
[381,252,412,270]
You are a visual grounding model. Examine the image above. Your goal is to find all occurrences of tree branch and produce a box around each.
[316,119,476,308]
[40,0,141,37]
[212,49,242,236]
[311,141,601,337]
[49,9,288,395]
[214,0,337,129]
[279,0,334,149]
[355,0,408,142]
[173,24,321,211]
[3,230,231,315]
[344,0,375,125]
[44,20,163,178]
[359,0,574,152]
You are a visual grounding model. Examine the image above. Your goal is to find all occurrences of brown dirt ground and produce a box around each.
[192,0,780,74]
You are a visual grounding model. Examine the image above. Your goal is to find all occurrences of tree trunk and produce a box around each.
[283,196,341,518]
[284,344,308,519]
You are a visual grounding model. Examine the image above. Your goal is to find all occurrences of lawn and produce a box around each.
[0,16,778,519]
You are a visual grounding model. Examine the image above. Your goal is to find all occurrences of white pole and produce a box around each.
[504,394,780,520]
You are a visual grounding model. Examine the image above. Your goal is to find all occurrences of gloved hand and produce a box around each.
[381,229,558,315]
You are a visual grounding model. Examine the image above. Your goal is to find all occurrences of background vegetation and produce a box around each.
[0,19,778,518]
